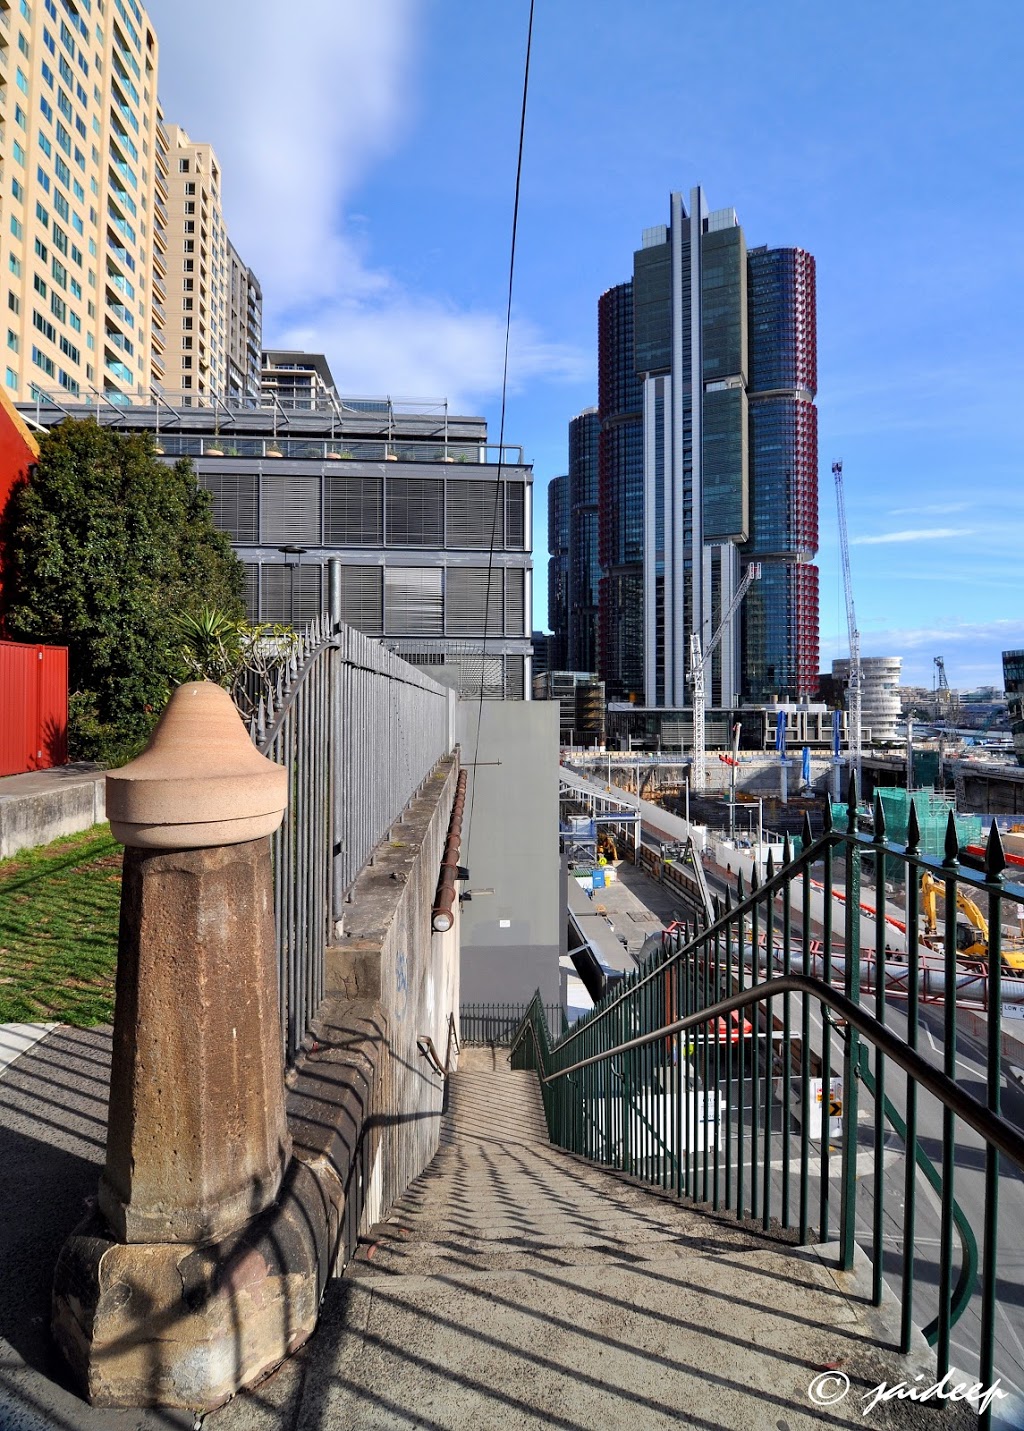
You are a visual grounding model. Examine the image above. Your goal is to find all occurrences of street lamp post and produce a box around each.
[277,544,308,628]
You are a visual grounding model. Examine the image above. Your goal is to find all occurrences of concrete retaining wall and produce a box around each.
[323,753,461,1232]
[0,764,105,858]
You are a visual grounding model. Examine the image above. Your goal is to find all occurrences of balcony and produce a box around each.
[104,356,132,383]
[152,245,166,278]
[151,350,165,376]
[106,300,134,328]
[152,272,166,301]
[150,324,165,351]
[106,239,135,273]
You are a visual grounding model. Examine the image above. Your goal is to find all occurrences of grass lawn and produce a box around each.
[0,825,121,1026]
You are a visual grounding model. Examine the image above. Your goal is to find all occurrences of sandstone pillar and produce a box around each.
[51,682,310,1408]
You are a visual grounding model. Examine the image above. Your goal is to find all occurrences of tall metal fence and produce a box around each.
[512,783,1024,1430]
[460,1003,565,1047]
[252,608,453,1060]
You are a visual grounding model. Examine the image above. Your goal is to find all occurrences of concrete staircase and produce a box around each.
[214,1046,974,1430]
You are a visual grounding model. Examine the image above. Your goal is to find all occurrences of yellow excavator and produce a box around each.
[921,873,1024,974]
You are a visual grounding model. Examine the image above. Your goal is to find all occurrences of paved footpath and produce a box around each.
[213,1047,981,1431]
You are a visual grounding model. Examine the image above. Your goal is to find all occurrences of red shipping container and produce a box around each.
[0,641,68,776]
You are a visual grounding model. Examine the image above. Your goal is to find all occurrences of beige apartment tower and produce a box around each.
[0,0,258,405]
[0,0,162,399]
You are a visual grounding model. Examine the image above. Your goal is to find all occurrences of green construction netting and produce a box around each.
[830,788,983,858]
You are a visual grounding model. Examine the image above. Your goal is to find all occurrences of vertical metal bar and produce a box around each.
[781,844,793,1230]
[937,813,961,1378]
[820,813,835,1244]
[763,872,774,1232]
[979,829,1005,1429]
[840,779,862,1273]
[898,807,926,1350]
[800,823,812,1244]
[736,885,747,1221]
[871,801,887,1307]
[750,877,761,1224]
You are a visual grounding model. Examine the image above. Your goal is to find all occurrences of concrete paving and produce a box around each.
[212,1046,981,1431]
[0,1025,196,1431]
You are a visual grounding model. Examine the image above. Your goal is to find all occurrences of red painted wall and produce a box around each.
[0,388,40,633]
[0,641,68,775]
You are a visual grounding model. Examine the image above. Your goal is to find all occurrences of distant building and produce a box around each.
[567,408,601,673]
[227,244,262,401]
[21,387,534,699]
[532,670,605,746]
[547,474,569,669]
[832,657,902,742]
[531,630,553,678]
[261,351,339,411]
[1003,650,1024,766]
[597,281,644,701]
[594,187,819,707]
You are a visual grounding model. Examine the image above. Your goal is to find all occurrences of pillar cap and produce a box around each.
[106,682,288,849]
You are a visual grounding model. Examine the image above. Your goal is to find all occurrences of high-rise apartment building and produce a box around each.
[567,406,600,673]
[227,240,261,400]
[162,124,228,403]
[0,0,257,405]
[595,187,818,707]
[0,0,161,400]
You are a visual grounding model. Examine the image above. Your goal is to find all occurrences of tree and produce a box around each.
[4,418,245,760]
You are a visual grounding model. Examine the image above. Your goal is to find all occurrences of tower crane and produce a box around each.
[689,563,761,793]
[832,461,861,792]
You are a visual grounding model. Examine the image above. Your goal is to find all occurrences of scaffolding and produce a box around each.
[831,787,983,858]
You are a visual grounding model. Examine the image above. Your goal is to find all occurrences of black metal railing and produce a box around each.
[460,1002,566,1047]
[511,781,1024,1428]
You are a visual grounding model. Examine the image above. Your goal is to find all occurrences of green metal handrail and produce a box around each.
[512,781,1024,1430]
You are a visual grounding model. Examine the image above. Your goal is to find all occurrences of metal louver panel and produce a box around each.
[445,566,503,636]
[504,655,525,700]
[260,563,323,626]
[504,566,525,635]
[446,479,503,549]
[199,471,259,543]
[386,477,443,546]
[384,566,443,635]
[324,476,383,546]
[505,481,526,549]
[260,472,322,545]
[338,565,384,635]
[244,563,259,622]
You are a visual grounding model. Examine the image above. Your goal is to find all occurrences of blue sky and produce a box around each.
[150,0,1023,690]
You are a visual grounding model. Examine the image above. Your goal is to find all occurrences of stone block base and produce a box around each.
[52,1157,342,1410]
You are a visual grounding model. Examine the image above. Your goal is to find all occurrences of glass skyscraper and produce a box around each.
[593,187,818,706]
[597,280,644,699]
[547,472,570,671]
[567,407,600,673]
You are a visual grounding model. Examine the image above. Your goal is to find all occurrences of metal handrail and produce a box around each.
[511,782,1024,1428]
[520,977,1024,1171]
[417,1012,461,1079]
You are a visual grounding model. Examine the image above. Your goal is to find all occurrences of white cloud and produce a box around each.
[850,527,967,546]
[888,501,969,517]
[146,0,586,405]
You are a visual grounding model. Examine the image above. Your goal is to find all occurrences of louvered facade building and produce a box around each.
[20,390,534,699]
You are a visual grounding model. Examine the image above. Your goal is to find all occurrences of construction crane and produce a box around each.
[832,461,861,793]
[689,563,761,793]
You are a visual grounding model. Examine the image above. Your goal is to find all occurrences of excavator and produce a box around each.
[921,872,1024,974]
